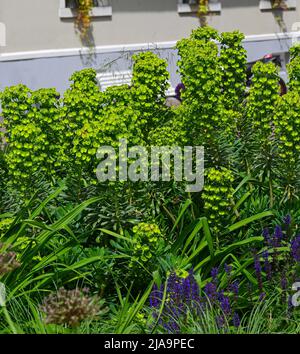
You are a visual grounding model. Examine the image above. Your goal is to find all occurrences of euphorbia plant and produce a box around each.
[131,52,170,140]
[246,61,279,139]
[274,91,300,204]
[245,61,279,208]
[176,27,233,167]
[219,31,247,111]
[202,167,235,237]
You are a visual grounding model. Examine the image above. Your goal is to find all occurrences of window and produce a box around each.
[96,70,176,97]
[59,0,112,19]
[178,0,221,14]
[259,0,296,10]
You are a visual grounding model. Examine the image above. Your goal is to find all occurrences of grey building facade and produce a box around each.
[1,0,300,94]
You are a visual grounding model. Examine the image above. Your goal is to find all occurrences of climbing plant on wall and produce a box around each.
[74,0,94,40]
[197,0,209,26]
[271,0,288,9]
[198,0,209,15]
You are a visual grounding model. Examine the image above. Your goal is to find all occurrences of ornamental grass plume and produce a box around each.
[40,287,100,328]
[0,243,20,275]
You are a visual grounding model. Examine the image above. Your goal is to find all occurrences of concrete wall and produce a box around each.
[0,0,300,54]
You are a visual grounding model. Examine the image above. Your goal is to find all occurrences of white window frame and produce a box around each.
[59,0,112,19]
[96,70,176,97]
[259,0,296,10]
[177,0,221,14]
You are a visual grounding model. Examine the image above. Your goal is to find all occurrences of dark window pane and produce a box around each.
[66,0,103,9]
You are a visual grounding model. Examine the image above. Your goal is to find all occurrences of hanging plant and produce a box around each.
[271,0,288,9]
[197,0,209,16]
[74,0,93,40]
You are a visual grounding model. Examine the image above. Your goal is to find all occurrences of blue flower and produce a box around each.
[224,263,232,276]
[291,235,300,262]
[280,275,288,291]
[283,214,291,227]
[262,227,271,245]
[262,250,272,281]
[232,312,240,328]
[218,291,231,316]
[253,252,263,293]
[273,225,283,246]
[204,281,217,301]
[211,267,219,283]
[229,280,239,302]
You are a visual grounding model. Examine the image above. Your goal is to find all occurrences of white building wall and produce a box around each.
[0,0,300,54]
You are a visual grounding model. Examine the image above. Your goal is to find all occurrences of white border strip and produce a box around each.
[1,32,300,62]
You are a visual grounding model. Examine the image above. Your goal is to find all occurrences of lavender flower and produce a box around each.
[259,292,266,301]
[204,282,217,301]
[253,252,263,293]
[150,284,160,308]
[150,270,202,333]
[229,280,239,302]
[232,312,240,328]
[224,263,232,277]
[211,267,219,283]
[291,235,300,262]
[274,225,283,246]
[167,272,178,293]
[191,279,200,301]
[262,250,272,281]
[262,227,271,245]
[283,214,291,227]
[216,314,225,329]
[183,275,191,303]
[280,274,288,291]
[218,291,231,316]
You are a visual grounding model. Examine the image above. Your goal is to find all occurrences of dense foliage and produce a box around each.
[1,26,300,334]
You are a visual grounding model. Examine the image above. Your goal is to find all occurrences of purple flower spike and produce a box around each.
[229,280,239,302]
[274,225,283,246]
[204,282,217,301]
[281,275,288,291]
[224,263,232,276]
[262,228,271,245]
[259,292,266,301]
[262,250,272,281]
[283,214,291,227]
[218,291,231,316]
[254,252,263,292]
[211,267,219,282]
[291,235,300,262]
[216,314,225,329]
[232,312,240,328]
